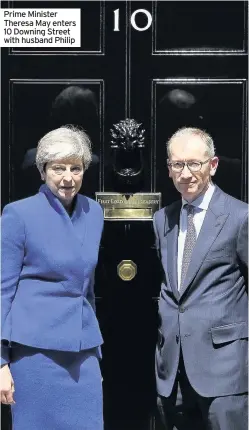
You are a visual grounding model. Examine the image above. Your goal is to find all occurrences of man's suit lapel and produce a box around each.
[179,186,229,298]
[165,201,181,301]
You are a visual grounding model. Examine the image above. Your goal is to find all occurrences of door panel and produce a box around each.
[1,2,248,430]
[153,79,247,205]
[11,0,104,55]
[154,1,247,53]
[9,79,104,199]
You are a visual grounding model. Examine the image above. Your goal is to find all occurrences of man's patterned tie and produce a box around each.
[180,204,196,289]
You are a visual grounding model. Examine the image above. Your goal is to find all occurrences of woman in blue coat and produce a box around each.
[1,125,104,430]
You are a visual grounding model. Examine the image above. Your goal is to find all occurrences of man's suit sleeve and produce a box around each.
[153,212,160,257]
[236,212,248,270]
[1,205,25,365]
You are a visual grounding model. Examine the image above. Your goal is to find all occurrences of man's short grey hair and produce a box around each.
[36,125,92,173]
[167,127,216,158]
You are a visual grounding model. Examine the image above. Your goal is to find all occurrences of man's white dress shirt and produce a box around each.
[177,183,215,289]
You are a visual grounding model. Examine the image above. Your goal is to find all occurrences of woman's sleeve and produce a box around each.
[86,271,96,313]
[86,204,104,313]
[1,205,25,365]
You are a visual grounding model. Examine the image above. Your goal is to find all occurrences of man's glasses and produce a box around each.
[167,158,211,173]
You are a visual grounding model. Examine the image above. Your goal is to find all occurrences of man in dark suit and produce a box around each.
[153,127,248,429]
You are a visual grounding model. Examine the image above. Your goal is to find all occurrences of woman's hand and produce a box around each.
[0,364,15,405]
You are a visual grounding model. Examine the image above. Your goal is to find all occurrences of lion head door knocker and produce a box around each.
[110,118,145,192]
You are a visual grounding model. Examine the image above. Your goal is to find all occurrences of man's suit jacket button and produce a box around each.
[179,306,185,313]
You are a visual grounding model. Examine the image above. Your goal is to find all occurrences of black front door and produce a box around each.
[1,2,247,429]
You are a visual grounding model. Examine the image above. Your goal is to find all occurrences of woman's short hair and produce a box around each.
[36,125,92,173]
[167,127,215,158]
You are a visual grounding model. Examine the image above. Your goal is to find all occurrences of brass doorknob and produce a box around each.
[117,260,137,281]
